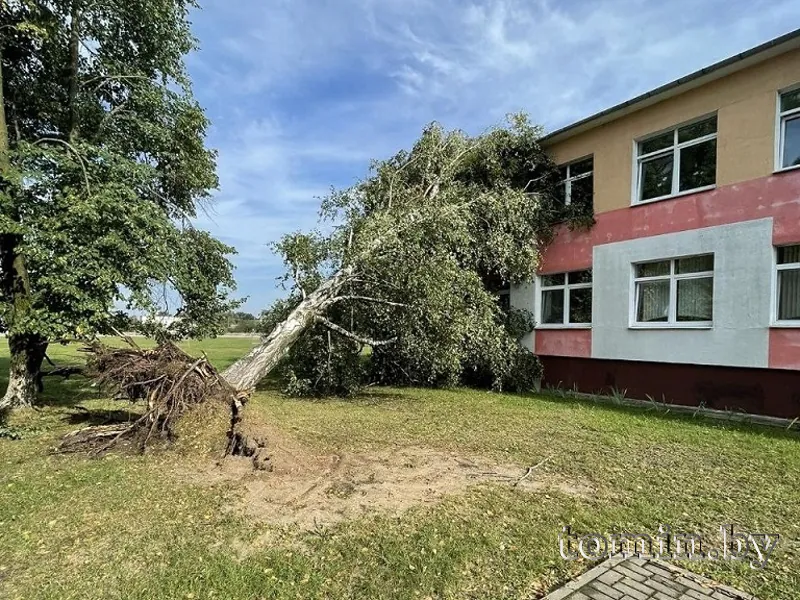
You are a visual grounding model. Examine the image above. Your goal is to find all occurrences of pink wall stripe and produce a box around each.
[535,329,592,358]
[540,170,800,274]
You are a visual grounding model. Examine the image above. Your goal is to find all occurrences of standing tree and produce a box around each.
[0,0,238,409]
[223,116,572,393]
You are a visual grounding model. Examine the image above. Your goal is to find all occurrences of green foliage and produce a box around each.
[0,0,238,346]
[266,115,574,396]
[281,331,366,398]
[259,296,366,397]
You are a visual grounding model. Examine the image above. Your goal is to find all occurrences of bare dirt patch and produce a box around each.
[187,423,592,531]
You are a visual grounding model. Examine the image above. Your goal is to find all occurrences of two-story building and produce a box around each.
[512,28,800,419]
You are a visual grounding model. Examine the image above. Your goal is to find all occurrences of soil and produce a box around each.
[189,423,592,530]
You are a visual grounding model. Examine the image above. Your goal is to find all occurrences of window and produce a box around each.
[540,269,592,326]
[778,87,800,170]
[635,116,717,203]
[633,255,714,326]
[498,288,511,312]
[555,156,593,211]
[776,245,800,323]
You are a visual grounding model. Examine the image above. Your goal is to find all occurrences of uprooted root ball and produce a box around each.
[57,341,267,464]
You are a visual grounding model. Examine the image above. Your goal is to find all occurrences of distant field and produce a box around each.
[0,337,798,599]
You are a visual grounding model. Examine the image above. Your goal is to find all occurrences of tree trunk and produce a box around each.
[67,0,81,143]
[1,19,49,410]
[222,268,354,391]
[1,334,47,409]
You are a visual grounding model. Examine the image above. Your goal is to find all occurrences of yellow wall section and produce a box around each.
[545,48,800,214]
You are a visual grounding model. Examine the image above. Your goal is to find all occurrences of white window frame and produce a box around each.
[775,84,800,173]
[630,255,714,329]
[558,156,593,207]
[537,270,592,328]
[772,245,800,327]
[632,114,717,205]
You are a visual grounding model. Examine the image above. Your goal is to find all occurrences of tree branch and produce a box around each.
[41,366,85,379]
[314,316,396,347]
[99,99,131,131]
[33,137,91,195]
[292,266,306,299]
[84,74,152,94]
[330,295,407,308]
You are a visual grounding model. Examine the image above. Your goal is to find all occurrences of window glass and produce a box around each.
[570,157,593,176]
[679,139,716,191]
[781,88,800,112]
[554,182,567,206]
[540,270,593,326]
[678,116,717,143]
[778,270,800,321]
[541,273,565,287]
[569,288,592,324]
[782,117,800,169]
[541,290,564,324]
[568,270,593,284]
[637,115,718,201]
[677,278,714,321]
[570,176,593,211]
[676,254,714,274]
[637,261,670,278]
[640,154,674,200]
[778,245,800,264]
[635,255,715,325]
[636,280,670,322]
[498,291,511,312]
[557,157,594,209]
[640,131,673,155]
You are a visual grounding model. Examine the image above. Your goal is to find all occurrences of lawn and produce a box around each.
[0,337,798,599]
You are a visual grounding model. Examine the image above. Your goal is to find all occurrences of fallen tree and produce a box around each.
[57,116,592,458]
[223,116,589,397]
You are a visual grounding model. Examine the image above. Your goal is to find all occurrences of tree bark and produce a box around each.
[1,334,47,409]
[222,267,354,391]
[0,34,42,409]
[67,0,81,143]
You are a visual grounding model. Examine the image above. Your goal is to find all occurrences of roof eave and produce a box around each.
[540,28,800,147]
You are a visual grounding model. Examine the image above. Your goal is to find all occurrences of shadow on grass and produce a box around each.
[65,407,141,427]
[0,355,98,409]
[252,372,413,406]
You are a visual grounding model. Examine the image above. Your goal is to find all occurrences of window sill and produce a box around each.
[771,322,800,328]
[536,324,592,330]
[773,164,800,175]
[628,323,713,330]
[631,185,716,207]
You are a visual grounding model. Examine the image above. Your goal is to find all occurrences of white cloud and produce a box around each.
[186,0,800,310]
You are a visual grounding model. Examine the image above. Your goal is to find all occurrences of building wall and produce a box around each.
[528,171,800,369]
[591,219,773,368]
[520,43,800,416]
[544,47,800,214]
[539,356,800,419]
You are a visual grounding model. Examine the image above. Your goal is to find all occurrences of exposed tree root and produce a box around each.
[56,341,269,466]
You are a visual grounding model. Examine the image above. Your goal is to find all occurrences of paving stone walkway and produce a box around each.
[543,556,758,600]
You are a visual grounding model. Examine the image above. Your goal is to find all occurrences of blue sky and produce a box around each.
[186,0,800,314]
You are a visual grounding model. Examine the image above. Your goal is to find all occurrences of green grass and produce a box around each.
[0,338,798,599]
